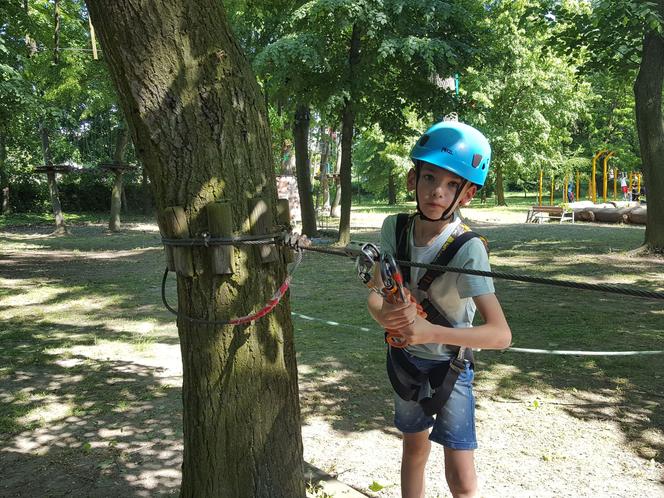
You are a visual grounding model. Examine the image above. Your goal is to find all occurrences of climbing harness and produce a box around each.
[380,213,480,416]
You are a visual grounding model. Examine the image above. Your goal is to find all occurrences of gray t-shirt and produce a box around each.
[380,213,495,360]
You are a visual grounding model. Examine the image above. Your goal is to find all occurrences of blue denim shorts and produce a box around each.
[393,352,477,450]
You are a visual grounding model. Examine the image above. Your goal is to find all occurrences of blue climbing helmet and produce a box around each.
[410,121,491,187]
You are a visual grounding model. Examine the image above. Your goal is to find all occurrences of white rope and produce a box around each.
[290,312,664,356]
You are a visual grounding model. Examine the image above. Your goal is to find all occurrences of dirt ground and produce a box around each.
[1,209,662,497]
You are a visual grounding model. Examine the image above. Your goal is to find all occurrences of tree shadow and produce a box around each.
[0,342,183,496]
[292,223,664,471]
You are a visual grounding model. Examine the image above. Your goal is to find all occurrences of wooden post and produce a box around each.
[160,206,194,276]
[550,175,554,205]
[207,201,234,274]
[629,171,634,201]
[613,169,618,200]
[538,169,543,207]
[563,175,568,203]
[248,197,278,263]
[576,171,580,201]
[88,15,98,60]
[637,173,641,196]
[277,198,293,263]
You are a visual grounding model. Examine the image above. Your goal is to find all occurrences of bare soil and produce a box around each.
[0,212,662,498]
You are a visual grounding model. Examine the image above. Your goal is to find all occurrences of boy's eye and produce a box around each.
[448,181,460,189]
[422,174,435,181]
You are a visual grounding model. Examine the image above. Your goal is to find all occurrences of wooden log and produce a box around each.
[628,206,647,225]
[593,207,629,223]
[248,197,278,263]
[277,198,293,263]
[160,206,194,276]
[574,209,595,222]
[207,201,234,274]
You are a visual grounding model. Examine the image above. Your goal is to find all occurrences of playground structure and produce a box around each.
[531,150,646,225]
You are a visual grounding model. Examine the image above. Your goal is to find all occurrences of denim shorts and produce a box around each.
[393,352,477,450]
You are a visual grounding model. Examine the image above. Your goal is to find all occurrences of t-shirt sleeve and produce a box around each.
[453,237,495,299]
[379,214,398,256]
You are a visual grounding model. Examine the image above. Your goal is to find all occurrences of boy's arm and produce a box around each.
[401,292,511,350]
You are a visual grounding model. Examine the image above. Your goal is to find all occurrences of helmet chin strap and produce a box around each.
[415,173,467,222]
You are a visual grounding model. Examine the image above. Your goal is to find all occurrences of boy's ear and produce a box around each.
[407,168,417,191]
[459,184,478,206]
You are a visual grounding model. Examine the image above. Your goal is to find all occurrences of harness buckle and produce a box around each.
[450,356,466,374]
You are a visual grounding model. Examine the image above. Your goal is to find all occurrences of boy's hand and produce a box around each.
[376,297,418,331]
[399,315,437,345]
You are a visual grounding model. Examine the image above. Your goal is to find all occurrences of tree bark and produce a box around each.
[330,133,342,217]
[109,124,129,232]
[85,1,305,496]
[387,167,396,205]
[634,26,664,252]
[40,124,67,235]
[319,128,331,210]
[495,163,506,206]
[0,129,9,214]
[337,23,361,245]
[293,103,317,236]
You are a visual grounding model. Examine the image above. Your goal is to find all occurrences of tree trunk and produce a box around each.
[387,167,397,205]
[109,171,123,232]
[634,26,664,252]
[109,124,129,232]
[0,130,9,214]
[330,133,342,218]
[85,2,305,496]
[319,128,330,210]
[495,163,506,206]
[337,23,361,245]
[40,124,67,235]
[293,103,317,236]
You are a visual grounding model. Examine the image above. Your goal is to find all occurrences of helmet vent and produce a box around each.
[419,135,430,146]
[472,154,483,168]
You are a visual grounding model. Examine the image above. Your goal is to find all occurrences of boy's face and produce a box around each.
[407,163,477,220]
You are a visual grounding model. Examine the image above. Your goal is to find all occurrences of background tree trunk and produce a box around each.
[634,26,664,252]
[109,124,129,232]
[337,23,361,245]
[39,124,67,235]
[495,163,506,206]
[330,134,342,218]
[85,1,305,496]
[387,168,396,205]
[0,130,9,214]
[319,128,331,210]
[293,103,317,236]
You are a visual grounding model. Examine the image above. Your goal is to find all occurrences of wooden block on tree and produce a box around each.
[207,201,235,274]
[248,197,278,263]
[160,206,194,277]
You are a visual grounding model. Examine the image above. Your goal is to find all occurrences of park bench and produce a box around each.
[525,205,575,224]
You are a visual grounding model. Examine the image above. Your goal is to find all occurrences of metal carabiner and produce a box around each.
[380,253,407,303]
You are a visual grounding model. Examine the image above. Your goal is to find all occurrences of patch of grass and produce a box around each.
[0,205,662,468]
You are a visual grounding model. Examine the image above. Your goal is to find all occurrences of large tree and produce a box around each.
[556,0,664,251]
[84,1,305,496]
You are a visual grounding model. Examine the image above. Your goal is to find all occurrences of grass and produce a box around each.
[0,201,663,494]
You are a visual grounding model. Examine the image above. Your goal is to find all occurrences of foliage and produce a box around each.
[0,1,129,193]
[462,0,592,191]
[353,122,416,202]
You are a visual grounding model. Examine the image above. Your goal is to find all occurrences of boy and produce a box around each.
[367,121,511,498]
